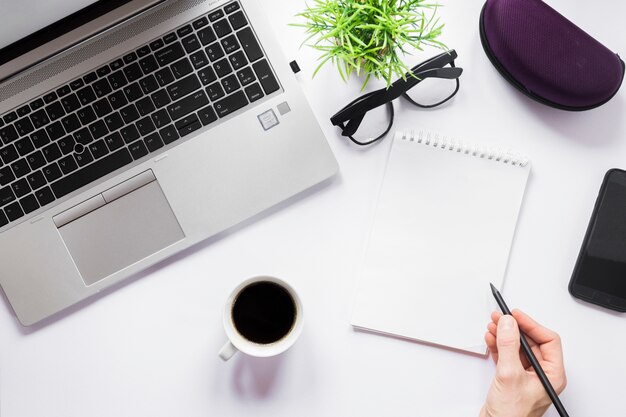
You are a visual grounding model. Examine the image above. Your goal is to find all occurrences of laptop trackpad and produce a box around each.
[59,180,185,286]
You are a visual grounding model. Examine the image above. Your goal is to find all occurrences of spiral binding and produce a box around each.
[399,130,529,168]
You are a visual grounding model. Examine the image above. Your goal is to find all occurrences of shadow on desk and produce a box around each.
[3,174,342,334]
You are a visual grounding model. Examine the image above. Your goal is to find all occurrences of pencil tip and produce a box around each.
[490,283,498,294]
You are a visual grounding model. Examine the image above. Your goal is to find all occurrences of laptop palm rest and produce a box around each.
[57,174,185,286]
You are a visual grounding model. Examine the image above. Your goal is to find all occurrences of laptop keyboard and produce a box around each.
[0,1,280,229]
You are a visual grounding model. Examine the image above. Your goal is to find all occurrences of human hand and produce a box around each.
[479,309,567,417]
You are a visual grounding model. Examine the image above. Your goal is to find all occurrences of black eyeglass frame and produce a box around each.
[330,50,463,146]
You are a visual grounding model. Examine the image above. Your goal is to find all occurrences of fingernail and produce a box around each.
[499,315,514,329]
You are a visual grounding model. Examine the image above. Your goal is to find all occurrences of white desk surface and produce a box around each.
[2,1,625,416]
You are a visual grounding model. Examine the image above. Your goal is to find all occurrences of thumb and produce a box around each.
[495,315,523,379]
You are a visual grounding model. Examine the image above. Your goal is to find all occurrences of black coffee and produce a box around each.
[231,281,296,344]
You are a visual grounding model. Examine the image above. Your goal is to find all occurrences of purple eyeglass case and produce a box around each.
[480,0,625,111]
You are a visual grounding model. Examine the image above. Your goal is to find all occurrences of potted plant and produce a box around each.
[294,0,447,89]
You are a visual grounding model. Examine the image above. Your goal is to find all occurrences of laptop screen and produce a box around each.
[0,0,134,66]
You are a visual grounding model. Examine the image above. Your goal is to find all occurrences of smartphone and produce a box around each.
[569,169,626,312]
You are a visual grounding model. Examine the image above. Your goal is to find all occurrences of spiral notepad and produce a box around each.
[351,130,530,355]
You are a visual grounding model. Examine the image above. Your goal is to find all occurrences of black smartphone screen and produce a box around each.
[570,169,626,311]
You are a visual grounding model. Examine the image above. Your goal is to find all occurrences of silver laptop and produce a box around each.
[0,0,338,326]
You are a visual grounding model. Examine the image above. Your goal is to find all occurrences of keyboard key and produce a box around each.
[26,151,46,170]
[3,112,17,124]
[77,86,97,105]
[42,143,62,162]
[104,132,124,151]
[253,59,280,94]
[121,125,140,144]
[1,124,19,144]
[89,139,109,159]
[73,128,93,145]
[151,109,171,128]
[108,91,128,110]
[159,125,179,144]
[45,102,66,122]
[0,209,7,227]
[137,46,151,57]
[42,163,62,182]
[1,144,19,164]
[228,11,247,30]
[17,105,31,117]
[198,27,217,46]
[155,67,175,87]
[129,140,149,160]
[61,94,81,113]
[97,66,112,77]
[26,171,46,190]
[124,62,143,83]
[135,97,156,116]
[94,98,114,119]
[151,89,172,108]
[205,42,225,61]
[74,148,94,167]
[77,106,97,126]
[104,112,124,132]
[221,34,240,54]
[89,120,109,140]
[0,186,16,206]
[108,70,128,90]
[163,32,177,44]
[198,105,218,126]
[123,52,137,64]
[206,82,225,101]
[190,50,209,69]
[167,74,201,100]
[123,82,144,102]
[15,117,35,136]
[83,71,98,84]
[155,42,185,66]
[136,116,156,135]
[237,67,256,86]
[61,114,82,134]
[209,10,225,22]
[56,85,72,98]
[224,2,240,14]
[244,82,264,102]
[175,115,202,137]
[167,90,209,121]
[30,130,50,149]
[35,186,55,206]
[0,166,15,186]
[237,27,263,63]
[46,121,66,141]
[30,99,44,111]
[139,75,160,94]
[11,158,31,178]
[177,25,193,38]
[58,136,76,155]
[58,155,78,174]
[70,79,85,90]
[43,92,58,104]
[150,39,165,51]
[171,58,194,79]
[144,132,164,152]
[12,178,30,198]
[29,110,50,130]
[182,34,201,54]
[120,104,140,124]
[20,194,40,214]
[199,67,217,85]
[15,137,34,156]
[222,74,240,95]
[213,19,232,37]
[193,16,209,29]
[139,55,159,74]
[214,90,248,118]
[229,50,247,70]
[214,58,233,77]
[4,202,24,221]
[93,78,113,98]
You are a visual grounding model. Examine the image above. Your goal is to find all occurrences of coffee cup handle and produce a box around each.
[219,341,238,361]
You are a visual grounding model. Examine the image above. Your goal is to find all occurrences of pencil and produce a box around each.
[489,283,569,417]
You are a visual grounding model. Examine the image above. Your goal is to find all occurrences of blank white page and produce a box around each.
[351,130,530,355]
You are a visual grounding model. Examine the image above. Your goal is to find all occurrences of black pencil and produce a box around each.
[489,283,569,417]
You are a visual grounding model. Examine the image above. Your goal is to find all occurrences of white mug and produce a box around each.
[219,276,304,361]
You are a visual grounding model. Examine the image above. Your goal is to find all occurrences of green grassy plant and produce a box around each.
[293,0,446,89]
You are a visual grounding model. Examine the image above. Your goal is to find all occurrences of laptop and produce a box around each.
[0,0,338,326]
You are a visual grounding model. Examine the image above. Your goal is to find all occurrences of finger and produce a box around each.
[494,315,524,380]
[485,332,499,363]
[491,311,502,323]
[512,309,563,366]
[487,322,497,337]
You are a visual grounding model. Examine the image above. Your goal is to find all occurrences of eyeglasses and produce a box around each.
[330,50,463,146]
